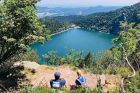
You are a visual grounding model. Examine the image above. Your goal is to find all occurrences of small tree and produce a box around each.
[0,0,46,89]
[0,0,45,64]
[83,52,94,68]
[113,22,140,93]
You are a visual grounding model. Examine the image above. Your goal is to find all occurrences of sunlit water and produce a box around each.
[31,28,117,64]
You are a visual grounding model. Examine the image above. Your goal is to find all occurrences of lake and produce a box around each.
[31,28,117,64]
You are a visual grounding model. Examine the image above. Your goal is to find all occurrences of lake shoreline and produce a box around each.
[51,26,81,36]
[51,26,117,37]
[32,28,116,63]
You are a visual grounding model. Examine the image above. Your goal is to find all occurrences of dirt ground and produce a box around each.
[21,61,121,91]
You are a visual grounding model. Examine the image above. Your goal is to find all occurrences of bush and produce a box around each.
[103,67,131,77]
[19,47,39,62]
[125,71,140,93]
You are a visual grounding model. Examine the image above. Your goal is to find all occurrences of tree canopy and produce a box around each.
[40,18,71,34]
[0,0,45,64]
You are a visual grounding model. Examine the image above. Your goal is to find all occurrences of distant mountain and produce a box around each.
[74,2,140,34]
[37,6,122,17]
[51,15,85,23]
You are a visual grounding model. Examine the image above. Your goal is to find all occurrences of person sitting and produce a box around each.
[75,70,86,87]
[50,72,66,89]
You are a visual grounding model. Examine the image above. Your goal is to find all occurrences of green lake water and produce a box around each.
[31,28,117,64]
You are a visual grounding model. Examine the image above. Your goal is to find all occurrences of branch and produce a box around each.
[122,46,136,78]
[0,41,6,59]
[120,45,136,93]
[0,84,8,92]
[120,78,125,93]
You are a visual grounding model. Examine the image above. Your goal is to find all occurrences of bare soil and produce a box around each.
[23,63,121,91]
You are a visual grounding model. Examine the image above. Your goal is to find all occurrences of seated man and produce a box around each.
[50,72,66,89]
[75,70,86,87]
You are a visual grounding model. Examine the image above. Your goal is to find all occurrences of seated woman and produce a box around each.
[50,72,66,89]
[75,70,86,87]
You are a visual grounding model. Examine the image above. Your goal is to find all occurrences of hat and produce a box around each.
[54,72,61,77]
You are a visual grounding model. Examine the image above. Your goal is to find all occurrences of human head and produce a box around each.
[54,72,61,80]
[77,70,82,77]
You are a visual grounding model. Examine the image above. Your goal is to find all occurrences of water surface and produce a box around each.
[32,28,117,64]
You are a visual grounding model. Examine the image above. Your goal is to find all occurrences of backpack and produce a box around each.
[77,76,86,86]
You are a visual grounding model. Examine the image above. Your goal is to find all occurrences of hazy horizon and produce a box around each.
[37,0,140,8]
[37,5,123,8]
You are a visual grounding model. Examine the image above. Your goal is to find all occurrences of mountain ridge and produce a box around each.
[37,6,122,17]
[50,2,140,34]
[74,2,140,34]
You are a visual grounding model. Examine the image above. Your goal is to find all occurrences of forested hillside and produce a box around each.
[51,15,85,23]
[40,18,71,34]
[0,0,140,93]
[75,2,140,34]
[52,2,140,34]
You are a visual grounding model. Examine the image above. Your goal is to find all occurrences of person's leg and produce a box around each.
[70,85,77,90]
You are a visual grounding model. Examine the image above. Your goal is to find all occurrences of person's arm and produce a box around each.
[61,79,66,87]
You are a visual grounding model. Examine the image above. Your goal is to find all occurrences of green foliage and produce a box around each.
[52,15,85,23]
[43,22,140,79]
[44,49,84,66]
[0,0,48,91]
[91,51,121,74]
[74,2,140,34]
[83,52,94,67]
[20,86,98,93]
[20,83,52,93]
[1,0,139,91]
[44,49,120,74]
[19,47,39,62]
[41,18,71,34]
[0,0,45,64]
[112,23,140,69]
[103,67,131,77]
[20,85,121,93]
[44,50,60,65]
[111,20,140,92]
[114,28,140,55]
[125,71,140,93]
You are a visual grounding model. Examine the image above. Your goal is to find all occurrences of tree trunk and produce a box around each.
[120,46,136,93]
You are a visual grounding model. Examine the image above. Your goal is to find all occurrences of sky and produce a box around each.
[37,0,140,7]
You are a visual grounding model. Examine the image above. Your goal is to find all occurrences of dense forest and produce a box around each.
[51,15,86,23]
[53,2,140,34]
[0,0,140,93]
[40,18,71,34]
[75,2,140,34]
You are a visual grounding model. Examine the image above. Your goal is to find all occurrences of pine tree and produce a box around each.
[84,52,94,67]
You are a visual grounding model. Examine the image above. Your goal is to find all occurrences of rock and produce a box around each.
[22,61,40,70]
[14,61,40,70]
